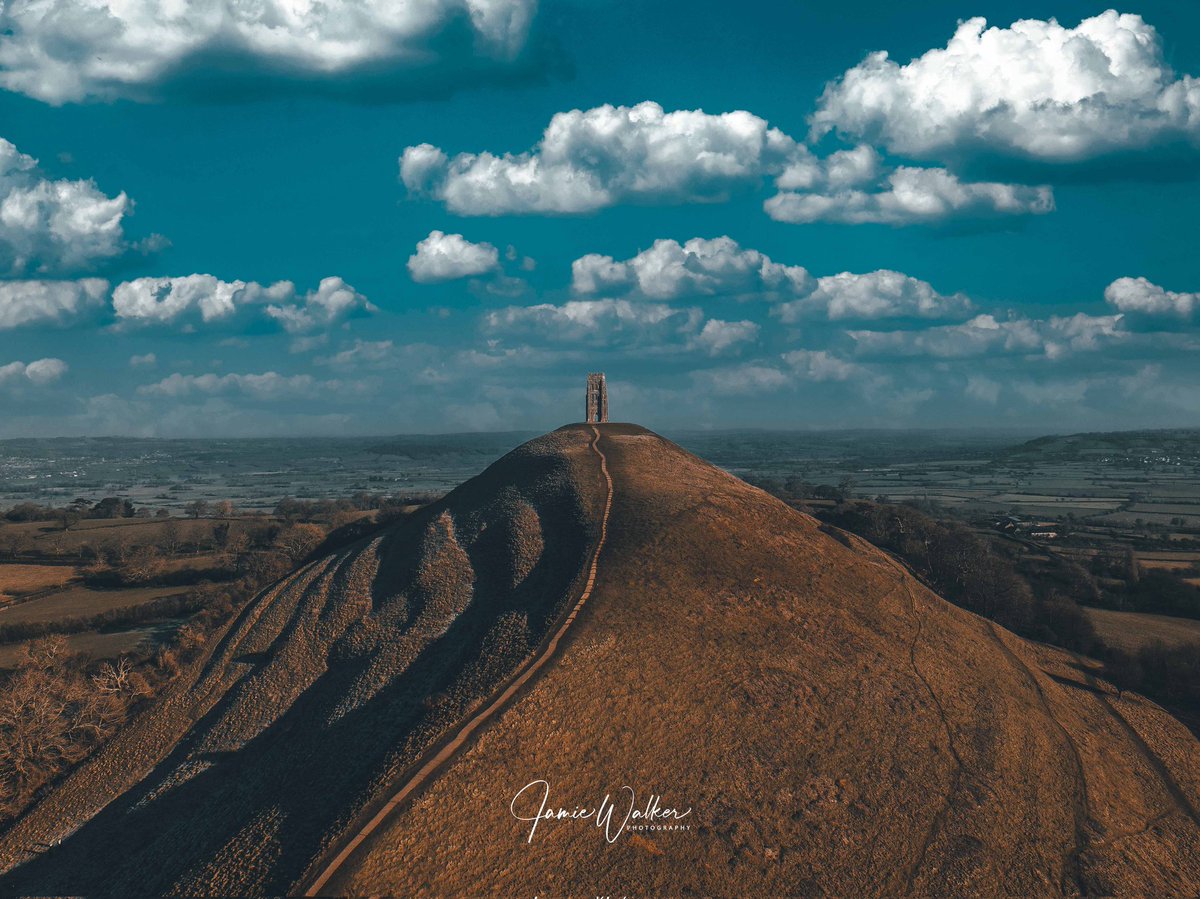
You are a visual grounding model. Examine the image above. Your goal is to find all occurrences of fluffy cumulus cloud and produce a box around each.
[572,236,813,300]
[776,269,973,322]
[1105,276,1198,318]
[484,294,757,359]
[0,357,68,386]
[0,139,131,275]
[811,11,1200,164]
[690,319,759,355]
[112,274,373,332]
[402,102,1048,224]
[408,230,500,283]
[766,147,1054,225]
[568,237,974,328]
[401,102,805,215]
[0,278,108,329]
[113,274,289,324]
[263,276,375,333]
[849,312,1126,360]
[0,0,540,104]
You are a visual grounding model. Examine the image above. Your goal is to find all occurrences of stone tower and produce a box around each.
[585,372,608,423]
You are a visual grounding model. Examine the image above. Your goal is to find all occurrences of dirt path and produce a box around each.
[300,425,614,896]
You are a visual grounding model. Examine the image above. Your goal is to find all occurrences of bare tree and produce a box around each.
[0,647,128,819]
[160,518,182,555]
[274,523,326,565]
[184,500,210,520]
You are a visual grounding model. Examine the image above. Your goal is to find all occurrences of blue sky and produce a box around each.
[0,0,1198,435]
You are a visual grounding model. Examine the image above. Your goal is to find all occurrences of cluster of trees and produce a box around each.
[0,489,439,826]
[1122,572,1200,619]
[756,483,1200,724]
[1083,549,1200,619]
[1104,641,1200,712]
[273,491,437,525]
[0,519,319,823]
[747,476,855,505]
[0,637,152,821]
[4,497,142,526]
[819,500,1098,652]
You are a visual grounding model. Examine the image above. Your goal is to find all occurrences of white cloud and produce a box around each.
[0,139,131,274]
[113,274,286,324]
[401,101,807,215]
[1105,276,1198,318]
[112,273,372,332]
[690,319,759,355]
[0,0,539,104]
[138,371,317,399]
[484,298,702,346]
[811,11,1200,163]
[766,161,1053,225]
[318,339,397,368]
[781,349,869,382]
[849,312,1125,359]
[264,276,375,333]
[0,357,67,386]
[408,230,501,283]
[403,103,1057,224]
[129,352,157,367]
[0,278,108,328]
[694,363,792,396]
[777,270,973,322]
[572,236,813,300]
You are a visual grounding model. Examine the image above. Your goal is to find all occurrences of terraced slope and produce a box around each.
[0,425,606,897]
[3,423,1200,897]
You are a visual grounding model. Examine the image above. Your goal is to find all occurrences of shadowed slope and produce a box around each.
[329,424,1200,898]
[0,426,606,897]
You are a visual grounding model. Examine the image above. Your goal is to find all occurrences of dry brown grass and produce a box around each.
[2,425,1199,898]
[0,564,77,600]
[1138,559,1198,571]
[330,425,1200,899]
[1086,607,1200,653]
[0,585,187,626]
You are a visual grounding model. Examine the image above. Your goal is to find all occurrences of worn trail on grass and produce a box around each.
[301,425,614,896]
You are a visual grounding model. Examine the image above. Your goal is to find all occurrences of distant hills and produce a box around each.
[2,424,1198,896]
[1002,428,1200,463]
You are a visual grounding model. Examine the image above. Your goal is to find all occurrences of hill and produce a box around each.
[1001,428,1200,465]
[1,424,1199,896]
